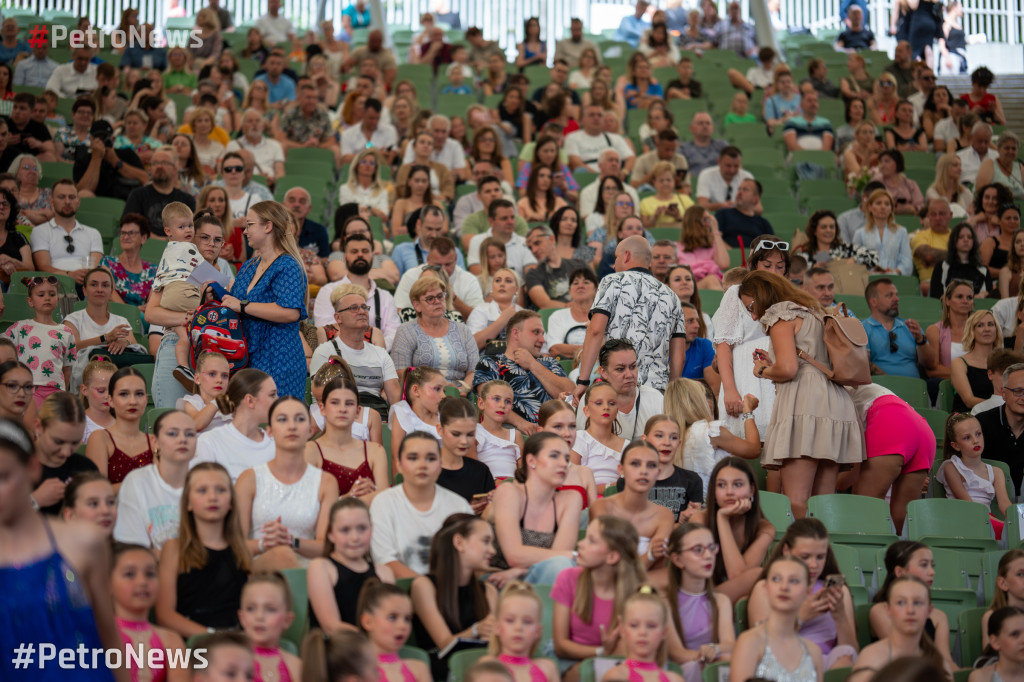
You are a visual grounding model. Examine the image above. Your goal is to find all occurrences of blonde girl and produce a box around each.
[305,375,387,499]
[180,351,231,432]
[551,515,647,679]
[156,462,252,638]
[663,379,761,497]
[111,543,189,682]
[937,412,1011,538]
[572,382,627,490]
[238,572,302,682]
[852,188,913,275]
[639,415,704,523]
[590,440,675,570]
[475,379,524,480]
[79,358,116,443]
[6,275,77,411]
[601,587,686,682]
[308,497,395,633]
[480,581,560,682]
[950,310,1002,411]
[537,398,598,510]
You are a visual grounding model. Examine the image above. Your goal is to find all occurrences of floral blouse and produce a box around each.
[54,128,91,162]
[99,255,157,307]
[5,320,76,388]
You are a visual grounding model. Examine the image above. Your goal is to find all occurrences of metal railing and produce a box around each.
[12,0,1024,55]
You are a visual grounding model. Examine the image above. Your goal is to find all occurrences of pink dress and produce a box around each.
[676,244,723,282]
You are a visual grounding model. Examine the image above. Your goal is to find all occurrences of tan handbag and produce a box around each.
[797,314,872,386]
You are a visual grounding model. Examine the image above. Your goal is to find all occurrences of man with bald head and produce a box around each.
[679,112,728,181]
[573,227,686,401]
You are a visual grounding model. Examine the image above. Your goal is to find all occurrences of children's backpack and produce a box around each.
[187,289,248,372]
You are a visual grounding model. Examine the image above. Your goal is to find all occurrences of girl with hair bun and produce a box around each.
[192,368,277,483]
[85,367,155,490]
[78,358,116,442]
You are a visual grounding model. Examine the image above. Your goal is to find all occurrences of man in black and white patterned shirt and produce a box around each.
[573,230,686,399]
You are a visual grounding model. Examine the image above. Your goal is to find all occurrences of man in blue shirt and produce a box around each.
[13,41,58,89]
[0,18,30,66]
[342,0,372,28]
[254,51,296,106]
[392,205,465,275]
[615,0,651,47]
[863,278,928,378]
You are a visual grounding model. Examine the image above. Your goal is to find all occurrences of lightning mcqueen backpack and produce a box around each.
[187,288,249,372]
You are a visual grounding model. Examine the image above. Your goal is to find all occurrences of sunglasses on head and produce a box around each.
[750,240,789,255]
[22,275,58,289]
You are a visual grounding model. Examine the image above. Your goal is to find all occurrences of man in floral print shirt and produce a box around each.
[573,231,686,400]
[473,310,574,433]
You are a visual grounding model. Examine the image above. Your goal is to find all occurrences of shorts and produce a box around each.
[159,281,201,313]
[864,395,936,473]
[33,384,60,408]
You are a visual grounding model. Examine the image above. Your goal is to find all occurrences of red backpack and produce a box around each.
[186,292,249,372]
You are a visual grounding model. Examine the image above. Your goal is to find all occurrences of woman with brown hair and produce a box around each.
[468,126,513,187]
[674,205,728,289]
[221,201,309,399]
[516,164,567,222]
[738,270,863,518]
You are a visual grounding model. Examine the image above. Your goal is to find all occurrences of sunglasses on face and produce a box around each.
[222,165,244,173]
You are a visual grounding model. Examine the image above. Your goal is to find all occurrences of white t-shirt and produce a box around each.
[177,393,232,432]
[696,167,754,203]
[341,123,400,156]
[575,385,665,442]
[563,130,635,168]
[370,484,472,574]
[63,309,130,342]
[402,137,467,170]
[113,464,183,550]
[393,265,485,310]
[934,117,957,144]
[191,423,276,483]
[256,13,295,43]
[225,137,285,180]
[229,192,258,220]
[466,301,524,335]
[546,308,590,347]
[309,337,398,398]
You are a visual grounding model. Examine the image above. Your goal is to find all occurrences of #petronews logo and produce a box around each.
[27,24,202,49]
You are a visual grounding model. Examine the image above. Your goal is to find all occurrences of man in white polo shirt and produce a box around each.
[565,104,635,175]
[466,199,537,278]
[696,145,755,212]
[402,114,469,180]
[29,179,102,283]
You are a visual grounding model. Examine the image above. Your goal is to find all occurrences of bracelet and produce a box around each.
[646,546,656,563]
[257,537,265,555]
[916,336,927,346]
[471,623,479,638]
[756,365,767,377]
[595,646,604,657]
[740,412,755,421]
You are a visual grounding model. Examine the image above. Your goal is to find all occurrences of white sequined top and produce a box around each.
[250,463,323,541]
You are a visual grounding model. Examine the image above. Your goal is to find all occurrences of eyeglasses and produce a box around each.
[1005,387,1024,398]
[616,201,634,208]
[63,235,75,254]
[1,381,33,394]
[888,330,899,354]
[336,303,371,314]
[222,165,244,173]
[0,201,9,209]
[750,240,789,255]
[120,229,140,237]
[198,233,225,245]
[20,163,37,172]
[681,543,720,556]
[745,298,755,313]
[420,293,446,304]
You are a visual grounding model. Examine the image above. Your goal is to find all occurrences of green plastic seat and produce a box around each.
[447,648,488,682]
[825,668,853,682]
[937,379,955,412]
[281,568,308,651]
[906,498,998,553]
[1003,504,1024,548]
[854,602,872,649]
[703,661,729,682]
[698,289,725,316]
[870,375,929,410]
[133,363,156,404]
[831,543,869,604]
[759,491,794,540]
[867,273,921,297]
[959,607,986,668]
[143,407,174,433]
[807,495,897,586]
[919,408,950,445]
[833,294,871,319]
[399,645,430,666]
[734,597,748,634]
[788,150,840,180]
[8,271,76,296]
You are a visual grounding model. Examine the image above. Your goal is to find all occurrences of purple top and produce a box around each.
[800,580,837,656]
[677,590,714,648]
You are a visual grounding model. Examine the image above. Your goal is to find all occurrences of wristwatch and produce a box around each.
[292,536,300,550]
[239,299,250,316]
[576,378,591,387]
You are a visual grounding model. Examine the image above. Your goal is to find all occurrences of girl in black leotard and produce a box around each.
[307,497,394,633]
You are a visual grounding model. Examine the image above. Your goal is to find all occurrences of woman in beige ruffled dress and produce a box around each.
[737,271,864,519]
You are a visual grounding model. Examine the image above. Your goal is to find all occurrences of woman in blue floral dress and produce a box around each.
[222,201,308,399]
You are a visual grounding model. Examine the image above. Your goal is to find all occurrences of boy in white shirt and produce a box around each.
[152,202,203,379]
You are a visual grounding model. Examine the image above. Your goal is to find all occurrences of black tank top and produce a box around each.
[176,546,248,629]
[308,556,377,630]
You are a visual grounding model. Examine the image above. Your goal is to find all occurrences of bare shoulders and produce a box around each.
[407,658,431,682]
[969,665,995,682]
